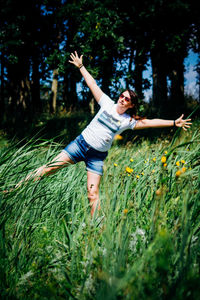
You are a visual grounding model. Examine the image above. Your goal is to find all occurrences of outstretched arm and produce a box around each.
[134,114,192,131]
[69,51,103,103]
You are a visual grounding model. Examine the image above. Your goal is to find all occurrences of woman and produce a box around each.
[18,51,192,217]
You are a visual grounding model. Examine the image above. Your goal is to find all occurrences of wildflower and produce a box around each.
[153,157,156,162]
[124,209,128,214]
[126,167,133,174]
[144,160,147,163]
[156,188,162,196]
[175,170,182,177]
[176,161,180,166]
[114,134,123,140]
[130,158,134,162]
[181,160,185,164]
[161,156,167,163]
[114,163,118,167]
[136,175,140,179]
[182,167,186,173]
[164,151,168,155]
[152,169,155,173]
[141,172,144,176]
[163,163,167,167]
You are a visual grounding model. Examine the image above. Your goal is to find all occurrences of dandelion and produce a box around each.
[114,134,123,140]
[136,175,140,179]
[114,163,118,167]
[141,172,144,176]
[156,189,162,196]
[176,161,180,166]
[161,156,167,163]
[153,157,156,162]
[176,170,182,177]
[164,151,168,154]
[126,167,133,174]
[181,160,185,164]
[163,163,167,167]
[182,167,186,173]
[123,209,128,214]
[152,169,155,173]
[130,158,134,162]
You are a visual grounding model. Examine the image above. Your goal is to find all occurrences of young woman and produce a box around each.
[17,51,192,217]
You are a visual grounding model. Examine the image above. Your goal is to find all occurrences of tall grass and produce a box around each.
[0,122,200,299]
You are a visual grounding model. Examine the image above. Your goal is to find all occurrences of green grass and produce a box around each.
[0,121,200,299]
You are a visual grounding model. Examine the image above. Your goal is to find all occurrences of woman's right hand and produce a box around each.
[69,51,83,68]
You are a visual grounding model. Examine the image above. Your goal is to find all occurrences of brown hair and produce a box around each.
[126,89,144,120]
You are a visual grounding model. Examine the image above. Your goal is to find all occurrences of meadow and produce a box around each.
[0,116,200,299]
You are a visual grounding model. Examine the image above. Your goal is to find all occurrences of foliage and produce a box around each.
[0,120,199,299]
[0,0,199,126]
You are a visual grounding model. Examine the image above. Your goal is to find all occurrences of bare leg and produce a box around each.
[87,171,102,217]
[16,151,74,188]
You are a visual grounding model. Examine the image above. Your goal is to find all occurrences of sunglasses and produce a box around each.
[119,94,131,102]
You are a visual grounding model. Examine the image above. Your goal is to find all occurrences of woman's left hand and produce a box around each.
[175,114,192,131]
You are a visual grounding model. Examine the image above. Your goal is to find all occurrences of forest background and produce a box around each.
[0,0,200,141]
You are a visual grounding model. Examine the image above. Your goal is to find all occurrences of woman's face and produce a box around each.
[117,90,134,110]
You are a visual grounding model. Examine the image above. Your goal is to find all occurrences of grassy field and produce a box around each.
[0,119,200,299]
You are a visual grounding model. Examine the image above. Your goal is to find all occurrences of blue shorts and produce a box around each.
[62,134,108,175]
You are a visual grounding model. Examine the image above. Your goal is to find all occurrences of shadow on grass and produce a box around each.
[1,110,200,149]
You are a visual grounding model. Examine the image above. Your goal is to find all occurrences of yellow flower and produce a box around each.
[114,163,118,167]
[123,209,128,214]
[126,167,133,174]
[141,172,144,176]
[163,163,167,167]
[130,158,134,162]
[153,157,156,162]
[164,151,168,154]
[181,160,185,164]
[182,167,186,173]
[114,134,123,140]
[136,175,140,179]
[156,188,162,196]
[176,161,180,166]
[175,170,182,177]
[144,160,147,164]
[161,156,167,163]
[152,169,155,173]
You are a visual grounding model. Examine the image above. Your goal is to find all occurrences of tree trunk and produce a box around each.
[51,69,59,113]
[134,48,145,100]
[151,49,168,113]
[169,54,185,107]
[31,52,41,113]
[101,58,113,95]
[0,50,5,123]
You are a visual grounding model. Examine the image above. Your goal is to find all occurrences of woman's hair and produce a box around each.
[126,89,143,120]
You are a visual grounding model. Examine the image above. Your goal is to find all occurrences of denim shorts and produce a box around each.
[62,134,108,175]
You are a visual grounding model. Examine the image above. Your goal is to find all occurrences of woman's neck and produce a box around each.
[116,105,126,115]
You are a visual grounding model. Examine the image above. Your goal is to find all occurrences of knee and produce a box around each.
[87,186,99,202]
[35,164,55,177]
